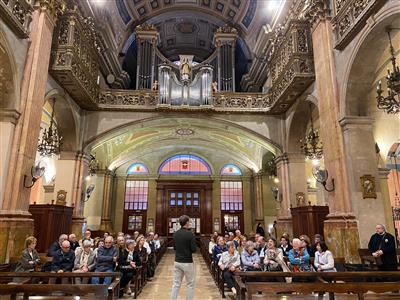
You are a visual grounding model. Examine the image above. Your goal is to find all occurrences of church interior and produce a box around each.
[0,0,399,299]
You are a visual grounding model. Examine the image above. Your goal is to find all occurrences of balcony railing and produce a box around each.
[0,0,32,38]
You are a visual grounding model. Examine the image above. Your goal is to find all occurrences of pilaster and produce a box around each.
[100,170,113,231]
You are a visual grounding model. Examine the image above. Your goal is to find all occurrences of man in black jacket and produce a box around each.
[368,224,398,271]
[171,215,197,300]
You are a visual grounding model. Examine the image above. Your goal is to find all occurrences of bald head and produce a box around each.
[61,240,70,253]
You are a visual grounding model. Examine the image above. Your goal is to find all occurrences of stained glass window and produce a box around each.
[220,164,242,175]
[124,180,148,210]
[158,154,212,175]
[221,181,243,211]
[127,163,149,174]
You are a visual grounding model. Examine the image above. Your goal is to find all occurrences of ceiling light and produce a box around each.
[266,0,281,11]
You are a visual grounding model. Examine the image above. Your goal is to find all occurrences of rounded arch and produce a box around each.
[127,162,149,175]
[287,98,319,153]
[220,164,242,176]
[44,89,79,152]
[83,115,282,154]
[158,153,213,175]
[0,28,19,111]
[341,1,400,116]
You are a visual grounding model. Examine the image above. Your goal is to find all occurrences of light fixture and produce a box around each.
[88,153,100,176]
[37,98,62,156]
[312,166,335,192]
[300,103,323,160]
[376,27,399,114]
[83,184,95,202]
[273,177,280,184]
[271,186,282,202]
[24,162,45,188]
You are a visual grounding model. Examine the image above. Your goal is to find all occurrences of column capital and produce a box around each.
[378,167,391,179]
[135,23,159,44]
[339,116,375,130]
[304,0,331,30]
[0,108,21,124]
[275,153,289,166]
[35,0,66,21]
[213,25,238,47]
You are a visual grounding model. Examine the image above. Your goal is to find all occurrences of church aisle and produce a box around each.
[134,249,228,300]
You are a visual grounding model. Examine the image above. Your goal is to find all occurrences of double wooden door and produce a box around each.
[156,180,213,236]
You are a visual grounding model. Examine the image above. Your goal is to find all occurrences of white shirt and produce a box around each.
[314,250,336,271]
[144,241,151,255]
[154,239,161,250]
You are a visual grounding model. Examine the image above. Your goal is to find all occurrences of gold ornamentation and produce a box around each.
[0,0,33,37]
[360,175,377,199]
[37,0,65,20]
[304,0,330,27]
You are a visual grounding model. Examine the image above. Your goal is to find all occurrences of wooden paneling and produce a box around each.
[291,205,329,239]
[28,204,73,253]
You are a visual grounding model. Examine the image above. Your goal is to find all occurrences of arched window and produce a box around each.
[220,164,242,176]
[127,163,149,174]
[158,154,212,175]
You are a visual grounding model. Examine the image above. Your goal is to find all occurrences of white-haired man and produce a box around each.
[368,224,397,271]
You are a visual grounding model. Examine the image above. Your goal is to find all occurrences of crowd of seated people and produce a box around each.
[14,229,164,298]
[209,231,336,295]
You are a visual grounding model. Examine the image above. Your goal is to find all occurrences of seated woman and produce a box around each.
[135,236,148,264]
[299,235,312,256]
[212,236,227,263]
[288,238,312,272]
[263,237,290,272]
[218,241,240,295]
[241,241,261,271]
[73,240,96,283]
[119,239,141,297]
[209,234,218,255]
[15,236,40,273]
[314,241,336,272]
[93,238,104,259]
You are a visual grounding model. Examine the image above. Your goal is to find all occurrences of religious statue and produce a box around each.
[212,81,218,93]
[152,80,159,91]
[181,57,190,81]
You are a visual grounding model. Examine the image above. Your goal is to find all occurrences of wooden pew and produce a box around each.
[0,272,120,300]
[234,271,400,300]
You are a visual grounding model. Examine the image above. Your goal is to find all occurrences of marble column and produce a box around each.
[275,154,293,239]
[254,172,264,221]
[71,153,91,238]
[100,171,113,231]
[0,1,64,263]
[287,152,308,207]
[306,1,359,262]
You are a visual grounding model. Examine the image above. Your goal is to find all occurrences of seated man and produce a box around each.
[69,234,80,251]
[92,236,118,285]
[79,230,94,247]
[51,240,75,283]
[47,234,68,257]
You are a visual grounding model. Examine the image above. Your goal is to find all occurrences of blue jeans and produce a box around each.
[92,268,114,285]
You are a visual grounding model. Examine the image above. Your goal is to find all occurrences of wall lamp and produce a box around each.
[23,162,45,188]
[271,186,282,202]
[82,184,95,202]
[312,166,335,192]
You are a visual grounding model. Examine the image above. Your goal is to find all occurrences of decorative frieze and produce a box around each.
[0,0,33,38]
[303,0,330,28]
[37,0,65,20]
[49,5,100,109]
[267,20,315,114]
[97,90,274,114]
[331,0,386,50]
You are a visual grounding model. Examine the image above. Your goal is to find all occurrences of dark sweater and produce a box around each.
[51,249,75,272]
[368,232,398,270]
[173,228,197,263]
[95,245,118,271]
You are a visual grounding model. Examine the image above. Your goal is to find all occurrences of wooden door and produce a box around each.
[167,190,201,235]
[123,210,147,235]
[221,212,244,232]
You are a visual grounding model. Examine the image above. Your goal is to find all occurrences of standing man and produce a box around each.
[368,224,398,271]
[171,215,197,300]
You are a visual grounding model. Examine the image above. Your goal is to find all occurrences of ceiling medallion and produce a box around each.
[176,127,194,136]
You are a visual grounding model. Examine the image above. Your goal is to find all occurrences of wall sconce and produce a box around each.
[23,162,45,188]
[82,184,95,202]
[312,166,335,192]
[271,186,282,202]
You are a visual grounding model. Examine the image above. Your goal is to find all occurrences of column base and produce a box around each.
[71,216,86,239]
[276,216,293,240]
[0,211,34,263]
[100,218,113,232]
[324,213,360,263]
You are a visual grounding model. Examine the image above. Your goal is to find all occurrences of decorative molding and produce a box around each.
[97,90,275,114]
[37,0,66,20]
[49,4,100,109]
[0,0,33,38]
[331,0,386,50]
[0,108,20,124]
[304,0,331,29]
